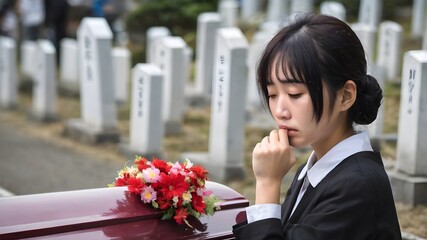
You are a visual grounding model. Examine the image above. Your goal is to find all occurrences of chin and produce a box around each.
[289,138,309,148]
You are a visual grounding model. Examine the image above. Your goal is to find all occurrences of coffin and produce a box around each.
[0,181,248,239]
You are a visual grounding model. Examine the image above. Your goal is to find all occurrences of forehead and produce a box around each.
[268,55,305,84]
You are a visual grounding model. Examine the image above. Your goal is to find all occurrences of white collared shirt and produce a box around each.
[246,131,374,223]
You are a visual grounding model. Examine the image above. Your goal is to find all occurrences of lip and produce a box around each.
[278,125,297,136]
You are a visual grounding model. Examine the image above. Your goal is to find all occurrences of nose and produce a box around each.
[272,97,291,120]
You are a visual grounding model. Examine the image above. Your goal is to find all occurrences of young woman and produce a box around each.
[233,13,402,239]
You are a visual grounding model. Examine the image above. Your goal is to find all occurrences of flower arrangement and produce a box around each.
[109,156,221,227]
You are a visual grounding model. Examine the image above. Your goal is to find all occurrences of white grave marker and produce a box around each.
[376,21,402,81]
[20,41,38,80]
[267,0,289,22]
[60,38,79,86]
[128,64,164,157]
[247,31,273,108]
[351,23,377,72]
[390,50,427,206]
[358,0,382,27]
[112,47,131,105]
[152,36,189,134]
[423,22,427,50]
[396,51,427,176]
[0,37,17,109]
[320,1,346,21]
[31,40,57,121]
[218,0,239,27]
[182,28,248,182]
[65,17,119,144]
[241,0,260,21]
[194,12,221,97]
[77,17,116,130]
[290,0,314,14]
[146,27,171,63]
[411,0,427,39]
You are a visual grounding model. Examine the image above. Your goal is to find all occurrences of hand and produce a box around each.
[252,129,296,204]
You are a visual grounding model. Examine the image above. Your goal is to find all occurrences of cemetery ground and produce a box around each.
[0,81,426,238]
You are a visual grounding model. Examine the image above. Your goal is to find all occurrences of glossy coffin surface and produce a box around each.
[0,181,248,239]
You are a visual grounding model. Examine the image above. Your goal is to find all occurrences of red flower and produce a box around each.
[173,208,189,225]
[190,165,208,180]
[191,193,206,214]
[127,177,144,194]
[151,158,171,173]
[115,177,127,186]
[134,157,150,171]
[156,173,189,200]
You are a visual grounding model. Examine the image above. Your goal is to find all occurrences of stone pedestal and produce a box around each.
[64,119,119,144]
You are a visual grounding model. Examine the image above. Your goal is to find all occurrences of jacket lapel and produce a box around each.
[287,184,315,224]
[281,178,304,225]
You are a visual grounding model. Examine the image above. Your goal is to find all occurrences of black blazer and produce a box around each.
[233,151,402,240]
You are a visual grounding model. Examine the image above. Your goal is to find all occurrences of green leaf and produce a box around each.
[162,208,174,220]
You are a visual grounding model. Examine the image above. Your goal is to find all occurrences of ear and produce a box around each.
[339,80,357,112]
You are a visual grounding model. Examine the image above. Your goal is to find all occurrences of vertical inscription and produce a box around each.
[217,54,226,113]
[384,29,390,57]
[138,76,144,117]
[407,68,416,114]
[84,36,93,81]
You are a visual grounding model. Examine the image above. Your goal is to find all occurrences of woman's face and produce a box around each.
[267,62,343,151]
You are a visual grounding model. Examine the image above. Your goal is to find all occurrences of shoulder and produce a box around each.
[321,151,392,200]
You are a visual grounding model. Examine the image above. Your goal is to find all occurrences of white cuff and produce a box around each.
[245,204,281,223]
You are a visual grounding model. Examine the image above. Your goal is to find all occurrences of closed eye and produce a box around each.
[268,94,277,99]
[289,93,302,99]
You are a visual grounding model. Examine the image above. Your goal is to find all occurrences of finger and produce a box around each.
[278,128,289,146]
[262,136,270,144]
[269,130,279,143]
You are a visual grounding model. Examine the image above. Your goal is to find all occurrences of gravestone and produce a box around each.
[182,28,248,182]
[112,47,131,105]
[146,27,171,63]
[411,0,427,39]
[320,1,346,21]
[65,17,119,144]
[290,0,314,14]
[119,64,164,160]
[247,31,272,109]
[389,50,427,206]
[151,36,189,135]
[246,31,277,129]
[29,40,57,122]
[241,0,260,21]
[59,38,79,95]
[0,37,17,109]
[351,23,377,72]
[358,0,382,27]
[218,0,239,27]
[267,0,289,22]
[376,21,403,81]
[20,41,38,82]
[424,23,427,50]
[189,12,221,106]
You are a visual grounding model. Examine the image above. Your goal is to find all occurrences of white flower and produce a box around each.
[142,167,160,183]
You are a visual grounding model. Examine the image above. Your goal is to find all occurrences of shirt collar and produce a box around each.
[297,131,373,187]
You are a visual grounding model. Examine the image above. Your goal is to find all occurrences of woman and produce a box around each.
[233,13,402,239]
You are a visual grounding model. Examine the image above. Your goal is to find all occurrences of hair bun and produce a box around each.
[350,74,383,125]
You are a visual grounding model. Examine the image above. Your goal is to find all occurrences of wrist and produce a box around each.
[255,179,281,205]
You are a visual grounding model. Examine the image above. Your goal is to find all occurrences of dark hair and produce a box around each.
[257,13,382,125]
